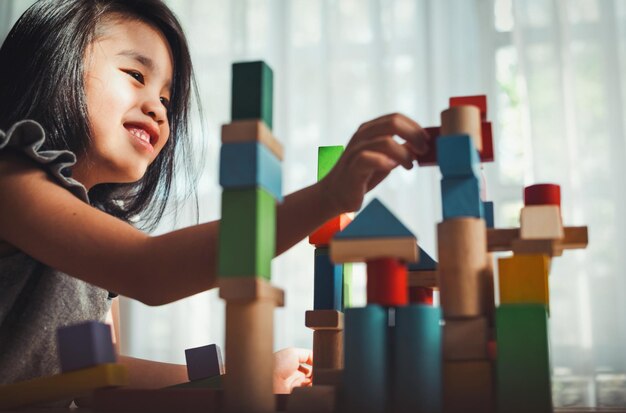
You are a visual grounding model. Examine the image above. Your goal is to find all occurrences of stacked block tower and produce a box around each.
[218,60,284,413]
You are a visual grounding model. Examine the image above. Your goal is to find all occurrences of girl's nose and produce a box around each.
[142,95,167,125]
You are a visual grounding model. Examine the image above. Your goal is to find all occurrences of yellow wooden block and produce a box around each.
[520,205,564,240]
[498,254,550,306]
[0,363,128,409]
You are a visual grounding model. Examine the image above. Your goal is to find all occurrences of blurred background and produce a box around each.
[2,0,626,407]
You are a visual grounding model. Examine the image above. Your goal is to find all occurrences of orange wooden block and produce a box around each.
[309,213,353,246]
[498,254,550,307]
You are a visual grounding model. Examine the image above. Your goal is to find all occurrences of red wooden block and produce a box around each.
[409,286,434,305]
[450,95,488,120]
[309,213,353,246]
[417,122,494,166]
[524,183,561,206]
[366,258,408,306]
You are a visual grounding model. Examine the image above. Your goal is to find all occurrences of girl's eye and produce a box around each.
[160,97,170,110]
[126,70,145,84]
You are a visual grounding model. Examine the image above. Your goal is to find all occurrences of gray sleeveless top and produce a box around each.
[0,120,112,386]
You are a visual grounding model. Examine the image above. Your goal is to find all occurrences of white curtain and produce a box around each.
[2,0,625,407]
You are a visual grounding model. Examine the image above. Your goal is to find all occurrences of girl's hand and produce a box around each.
[320,113,429,214]
[273,348,313,394]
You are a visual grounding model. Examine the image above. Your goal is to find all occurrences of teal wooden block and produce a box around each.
[484,201,494,228]
[345,305,388,413]
[394,305,442,413]
[436,134,480,178]
[218,188,276,280]
[313,248,343,311]
[231,61,273,129]
[496,304,552,413]
[219,142,282,202]
[441,176,484,219]
[317,146,344,182]
[334,198,415,240]
[408,247,437,272]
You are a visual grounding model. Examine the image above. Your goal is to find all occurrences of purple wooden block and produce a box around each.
[57,321,116,373]
[184,344,225,381]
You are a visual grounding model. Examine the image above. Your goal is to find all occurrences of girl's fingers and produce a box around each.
[348,137,414,170]
[349,150,399,177]
[353,113,430,155]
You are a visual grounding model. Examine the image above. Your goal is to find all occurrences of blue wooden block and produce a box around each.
[334,198,415,240]
[56,321,116,373]
[441,176,484,219]
[314,248,343,311]
[394,305,442,413]
[484,201,494,228]
[345,305,388,413]
[219,141,282,201]
[408,247,437,272]
[184,344,225,381]
[436,135,480,178]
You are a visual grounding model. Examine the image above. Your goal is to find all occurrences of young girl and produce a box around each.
[0,0,429,396]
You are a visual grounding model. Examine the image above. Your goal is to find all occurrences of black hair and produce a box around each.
[0,0,202,231]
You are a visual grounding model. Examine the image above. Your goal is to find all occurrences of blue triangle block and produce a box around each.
[334,198,415,239]
[408,247,437,271]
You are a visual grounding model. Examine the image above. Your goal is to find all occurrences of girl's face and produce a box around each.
[75,17,173,189]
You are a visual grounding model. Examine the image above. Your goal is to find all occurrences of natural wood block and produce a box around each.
[231,61,273,129]
[366,258,408,306]
[450,95,488,120]
[0,363,128,410]
[317,145,344,181]
[520,205,564,240]
[562,226,589,248]
[443,318,489,361]
[330,237,418,263]
[309,213,353,246]
[313,330,343,370]
[498,254,550,306]
[524,183,561,206]
[437,218,489,318]
[218,188,276,280]
[440,105,482,151]
[287,386,336,413]
[305,310,344,330]
[512,238,563,257]
[487,226,588,252]
[408,270,438,288]
[443,361,494,413]
[313,368,343,387]
[93,388,221,412]
[219,277,284,307]
[221,119,284,160]
[224,300,276,413]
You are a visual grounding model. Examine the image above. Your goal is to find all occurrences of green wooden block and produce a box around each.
[496,304,552,413]
[317,146,344,181]
[218,188,276,280]
[342,263,353,309]
[231,61,273,129]
[168,375,223,389]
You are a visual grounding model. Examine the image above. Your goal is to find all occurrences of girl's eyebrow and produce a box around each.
[116,49,172,89]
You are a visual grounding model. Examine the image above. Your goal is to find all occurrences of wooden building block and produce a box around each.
[343,263,353,309]
[57,321,116,373]
[441,175,484,219]
[231,61,273,129]
[480,121,495,162]
[450,95,488,120]
[312,330,343,370]
[169,374,223,389]
[408,270,438,288]
[498,254,550,306]
[443,361,494,413]
[0,363,127,410]
[562,226,589,248]
[184,344,224,381]
[512,238,563,257]
[394,305,442,413]
[313,368,343,387]
[331,237,417,263]
[317,145,344,181]
[287,386,335,413]
[443,318,489,361]
[334,198,415,239]
[488,226,588,252]
[418,122,493,165]
[314,248,343,311]
[224,299,276,413]
[309,213,353,246]
[219,277,284,307]
[366,257,408,307]
[408,286,435,305]
[437,218,489,318]
[218,188,276,280]
[407,246,437,271]
[305,310,344,330]
[93,388,221,412]
[416,126,440,165]
[520,205,564,240]
[524,183,561,206]
[496,305,552,413]
[484,201,494,228]
[344,305,388,413]
[436,134,480,178]
[219,141,282,201]
[221,119,283,160]
[440,105,482,151]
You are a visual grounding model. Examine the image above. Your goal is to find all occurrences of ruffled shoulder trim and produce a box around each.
[0,120,89,203]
